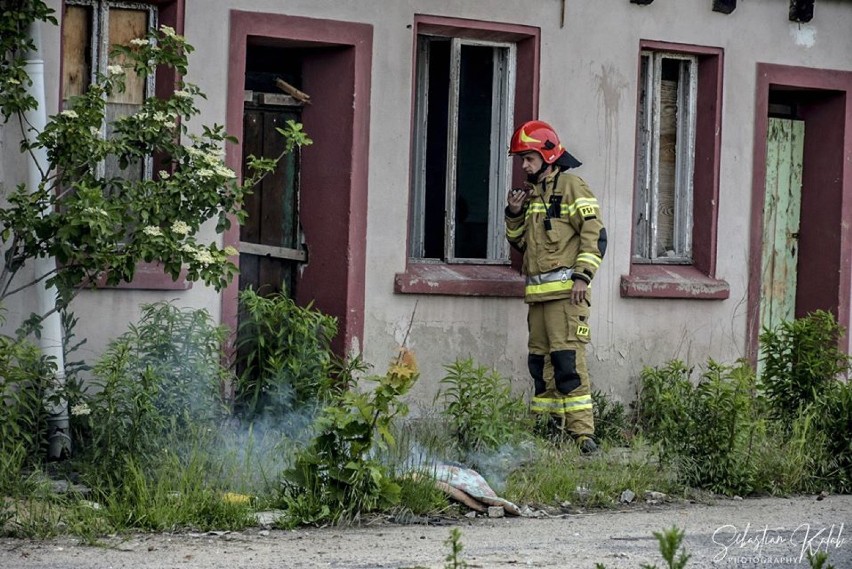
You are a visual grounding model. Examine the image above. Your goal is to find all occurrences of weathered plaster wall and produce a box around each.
[0,16,58,335]
[6,0,851,409]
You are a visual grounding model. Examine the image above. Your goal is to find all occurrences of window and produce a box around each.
[634,52,697,264]
[622,41,728,300]
[61,0,189,290]
[410,35,515,264]
[63,0,158,182]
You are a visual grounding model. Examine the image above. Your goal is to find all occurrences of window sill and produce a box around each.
[95,262,192,291]
[620,264,729,300]
[394,262,524,297]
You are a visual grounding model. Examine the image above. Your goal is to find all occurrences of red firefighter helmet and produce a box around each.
[509,120,565,164]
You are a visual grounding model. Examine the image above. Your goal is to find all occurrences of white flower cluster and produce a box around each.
[107,65,124,76]
[8,78,20,85]
[193,249,215,266]
[83,207,108,216]
[89,126,101,138]
[150,110,178,130]
[61,110,78,119]
[171,220,190,235]
[223,246,238,257]
[173,90,192,99]
[160,25,178,38]
[129,38,150,47]
[143,225,162,237]
[178,243,219,267]
[71,403,91,417]
[185,146,235,179]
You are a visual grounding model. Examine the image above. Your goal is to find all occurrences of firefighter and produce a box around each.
[505,120,607,453]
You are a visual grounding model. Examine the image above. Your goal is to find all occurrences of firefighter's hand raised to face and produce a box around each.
[507,187,529,215]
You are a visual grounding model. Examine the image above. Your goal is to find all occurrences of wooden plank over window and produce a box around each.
[62,6,92,101]
[107,8,148,105]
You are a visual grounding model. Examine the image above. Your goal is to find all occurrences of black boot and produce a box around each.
[576,435,598,454]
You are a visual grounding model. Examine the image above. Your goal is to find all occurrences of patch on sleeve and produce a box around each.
[579,205,597,219]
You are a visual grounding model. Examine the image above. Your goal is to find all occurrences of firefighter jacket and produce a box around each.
[505,170,607,303]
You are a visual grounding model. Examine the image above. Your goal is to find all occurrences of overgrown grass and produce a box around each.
[504,438,680,508]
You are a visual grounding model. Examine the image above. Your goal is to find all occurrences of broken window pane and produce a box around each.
[411,36,515,264]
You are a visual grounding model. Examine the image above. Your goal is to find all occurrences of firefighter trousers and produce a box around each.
[527,297,594,439]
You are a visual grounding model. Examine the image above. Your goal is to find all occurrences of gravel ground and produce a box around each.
[1,495,850,569]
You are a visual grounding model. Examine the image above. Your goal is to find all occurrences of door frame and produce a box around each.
[747,64,852,363]
[223,11,373,356]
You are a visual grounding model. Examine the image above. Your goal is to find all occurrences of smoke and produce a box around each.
[465,441,537,493]
[206,392,322,495]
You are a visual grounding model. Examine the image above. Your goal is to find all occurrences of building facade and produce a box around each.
[3,0,852,409]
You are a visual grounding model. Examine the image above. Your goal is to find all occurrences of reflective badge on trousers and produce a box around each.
[577,325,590,338]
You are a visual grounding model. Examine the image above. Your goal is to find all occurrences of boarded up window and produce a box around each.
[633,52,697,263]
[62,1,157,181]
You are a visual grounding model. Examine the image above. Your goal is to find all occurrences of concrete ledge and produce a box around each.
[394,263,524,297]
[620,264,729,300]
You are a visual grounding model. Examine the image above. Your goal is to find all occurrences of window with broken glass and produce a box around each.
[633,52,698,264]
[410,36,516,264]
[63,0,158,182]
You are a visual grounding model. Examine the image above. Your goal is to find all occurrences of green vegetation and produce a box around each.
[4,307,851,539]
[435,358,533,454]
[234,289,338,419]
[276,347,420,527]
[635,310,851,495]
[505,437,677,508]
[444,527,468,569]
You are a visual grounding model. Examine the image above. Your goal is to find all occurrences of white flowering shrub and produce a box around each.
[0,2,311,313]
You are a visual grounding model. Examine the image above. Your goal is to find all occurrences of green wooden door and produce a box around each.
[239,103,304,298]
[760,118,805,336]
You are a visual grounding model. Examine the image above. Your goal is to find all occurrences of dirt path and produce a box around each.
[2,495,850,569]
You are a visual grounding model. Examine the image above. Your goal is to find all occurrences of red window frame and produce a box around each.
[394,15,540,298]
[621,40,730,300]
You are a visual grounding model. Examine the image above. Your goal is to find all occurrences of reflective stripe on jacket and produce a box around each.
[505,171,606,303]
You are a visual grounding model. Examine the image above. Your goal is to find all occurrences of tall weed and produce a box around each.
[278,349,419,526]
[235,289,337,419]
[75,303,227,486]
[436,358,532,454]
[637,360,762,495]
[0,333,55,493]
[759,310,851,420]
[760,311,852,491]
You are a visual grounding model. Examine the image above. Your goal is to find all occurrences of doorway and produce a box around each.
[223,12,373,356]
[747,65,852,362]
